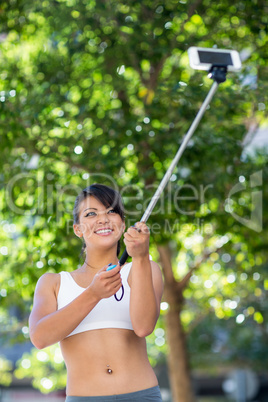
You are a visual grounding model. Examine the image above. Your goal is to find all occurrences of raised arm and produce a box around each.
[29,266,122,349]
[124,223,164,337]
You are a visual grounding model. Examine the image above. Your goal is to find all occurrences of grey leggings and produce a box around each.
[65,386,162,401]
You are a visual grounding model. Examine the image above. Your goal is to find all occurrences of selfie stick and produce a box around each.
[118,65,228,267]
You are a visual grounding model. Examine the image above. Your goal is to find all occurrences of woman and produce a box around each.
[29,184,164,401]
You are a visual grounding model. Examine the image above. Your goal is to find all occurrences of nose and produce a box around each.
[97,211,110,224]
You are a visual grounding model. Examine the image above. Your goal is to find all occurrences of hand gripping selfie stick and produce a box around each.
[112,48,241,301]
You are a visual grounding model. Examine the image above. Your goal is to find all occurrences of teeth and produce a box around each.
[96,229,112,234]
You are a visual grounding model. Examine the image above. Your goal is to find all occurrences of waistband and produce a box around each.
[65,385,162,401]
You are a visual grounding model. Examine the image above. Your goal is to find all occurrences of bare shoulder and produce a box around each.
[36,272,60,285]
[29,273,61,333]
[35,272,61,295]
[31,273,61,315]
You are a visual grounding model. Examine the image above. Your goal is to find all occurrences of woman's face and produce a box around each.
[73,196,125,250]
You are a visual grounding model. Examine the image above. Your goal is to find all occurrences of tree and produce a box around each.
[0,0,267,400]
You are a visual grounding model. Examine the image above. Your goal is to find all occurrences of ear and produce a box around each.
[73,224,83,238]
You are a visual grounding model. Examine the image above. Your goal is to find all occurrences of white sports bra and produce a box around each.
[57,263,133,337]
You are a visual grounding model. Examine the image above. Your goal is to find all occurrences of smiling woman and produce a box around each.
[73,184,126,262]
[29,183,164,401]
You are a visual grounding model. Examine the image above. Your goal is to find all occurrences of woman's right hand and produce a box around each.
[29,265,122,349]
[89,264,122,301]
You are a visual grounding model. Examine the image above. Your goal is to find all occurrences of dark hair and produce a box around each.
[73,184,125,257]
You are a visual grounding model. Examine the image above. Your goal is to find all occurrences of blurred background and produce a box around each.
[0,0,267,401]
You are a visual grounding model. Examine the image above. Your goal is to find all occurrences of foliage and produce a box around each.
[0,356,13,386]
[14,344,66,393]
[0,0,267,392]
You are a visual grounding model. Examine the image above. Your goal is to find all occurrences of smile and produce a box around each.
[95,229,113,235]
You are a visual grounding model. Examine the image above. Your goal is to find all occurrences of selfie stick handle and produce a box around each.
[119,73,223,266]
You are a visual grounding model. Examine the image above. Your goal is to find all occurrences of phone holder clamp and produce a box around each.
[208,64,228,84]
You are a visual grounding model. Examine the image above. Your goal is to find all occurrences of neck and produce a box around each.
[84,247,118,270]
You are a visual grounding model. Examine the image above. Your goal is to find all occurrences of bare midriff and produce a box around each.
[60,328,158,397]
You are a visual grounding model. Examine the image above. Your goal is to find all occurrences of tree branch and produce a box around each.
[157,244,176,286]
[186,309,213,335]
[177,245,224,292]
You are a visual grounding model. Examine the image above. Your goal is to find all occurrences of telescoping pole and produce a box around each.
[119,80,219,266]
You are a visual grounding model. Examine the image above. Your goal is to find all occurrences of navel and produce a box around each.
[106,364,113,374]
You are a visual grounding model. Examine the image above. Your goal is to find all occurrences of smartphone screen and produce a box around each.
[198,50,233,66]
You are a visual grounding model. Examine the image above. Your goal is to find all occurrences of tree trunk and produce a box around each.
[158,244,195,402]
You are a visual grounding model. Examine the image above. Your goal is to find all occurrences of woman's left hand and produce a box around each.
[123,222,150,259]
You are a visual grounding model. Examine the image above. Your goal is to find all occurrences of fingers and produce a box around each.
[130,226,141,233]
[98,263,120,274]
[134,222,149,234]
[106,272,122,295]
[105,264,121,275]
[112,278,123,291]
[106,265,122,294]
[125,222,150,239]
[98,264,121,284]
[103,264,122,285]
[98,265,110,273]
[123,222,150,259]
[92,265,122,298]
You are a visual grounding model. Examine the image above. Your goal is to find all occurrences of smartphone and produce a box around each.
[188,47,242,72]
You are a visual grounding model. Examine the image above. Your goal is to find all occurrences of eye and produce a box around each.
[85,211,97,217]
[108,209,116,214]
